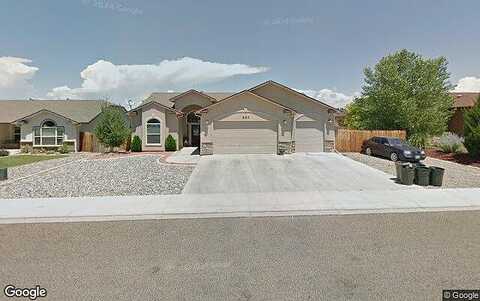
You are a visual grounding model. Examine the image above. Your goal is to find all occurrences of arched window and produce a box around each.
[33,119,64,146]
[146,118,161,145]
[41,120,56,127]
[186,112,200,123]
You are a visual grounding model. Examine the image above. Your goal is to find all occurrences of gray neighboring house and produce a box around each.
[0,99,113,152]
[129,80,338,154]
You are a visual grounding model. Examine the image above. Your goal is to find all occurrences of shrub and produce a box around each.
[437,132,464,154]
[464,98,480,157]
[125,132,132,152]
[58,143,71,154]
[165,134,177,151]
[131,135,142,152]
[0,149,9,157]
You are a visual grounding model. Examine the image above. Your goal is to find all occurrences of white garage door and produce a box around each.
[213,121,277,154]
[295,121,324,152]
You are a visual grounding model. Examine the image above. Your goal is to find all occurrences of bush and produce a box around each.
[437,132,464,154]
[165,134,177,151]
[0,149,9,157]
[125,132,132,152]
[464,98,480,157]
[131,135,142,152]
[58,143,71,154]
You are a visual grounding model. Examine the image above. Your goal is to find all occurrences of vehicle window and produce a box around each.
[388,138,404,146]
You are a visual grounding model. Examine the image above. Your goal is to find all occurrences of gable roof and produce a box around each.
[249,80,338,111]
[12,109,80,124]
[128,98,180,113]
[196,90,298,114]
[142,91,234,108]
[0,99,112,124]
[451,92,479,108]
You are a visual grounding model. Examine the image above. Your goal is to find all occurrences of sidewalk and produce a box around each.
[0,188,479,224]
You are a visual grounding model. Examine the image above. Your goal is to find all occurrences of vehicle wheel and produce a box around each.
[365,147,372,156]
[390,152,398,162]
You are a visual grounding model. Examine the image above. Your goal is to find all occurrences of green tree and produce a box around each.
[464,96,480,157]
[345,49,454,147]
[94,105,130,152]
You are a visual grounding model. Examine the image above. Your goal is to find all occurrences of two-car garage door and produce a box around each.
[212,121,277,154]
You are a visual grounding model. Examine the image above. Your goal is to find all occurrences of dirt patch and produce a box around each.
[425,149,480,168]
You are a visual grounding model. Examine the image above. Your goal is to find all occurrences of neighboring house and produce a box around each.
[448,92,479,136]
[129,80,337,154]
[0,100,116,152]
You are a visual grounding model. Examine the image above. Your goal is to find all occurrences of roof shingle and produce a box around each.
[0,99,111,123]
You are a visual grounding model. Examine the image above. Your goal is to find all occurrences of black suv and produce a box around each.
[362,136,426,162]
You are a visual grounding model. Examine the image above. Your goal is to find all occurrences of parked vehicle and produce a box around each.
[362,137,426,162]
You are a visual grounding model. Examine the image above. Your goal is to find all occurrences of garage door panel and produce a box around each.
[213,121,277,154]
[296,121,324,152]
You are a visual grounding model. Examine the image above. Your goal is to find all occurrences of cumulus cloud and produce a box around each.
[453,76,480,92]
[297,88,360,108]
[47,57,269,104]
[0,57,39,98]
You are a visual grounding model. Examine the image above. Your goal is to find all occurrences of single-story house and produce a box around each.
[129,80,338,154]
[0,99,116,152]
[448,92,479,136]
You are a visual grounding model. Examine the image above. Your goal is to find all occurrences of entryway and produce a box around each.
[186,112,200,147]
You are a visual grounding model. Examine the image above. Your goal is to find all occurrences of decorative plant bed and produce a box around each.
[425,149,480,168]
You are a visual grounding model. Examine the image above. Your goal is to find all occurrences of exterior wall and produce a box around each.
[19,111,79,151]
[251,84,335,146]
[448,109,465,136]
[173,93,212,112]
[130,103,179,151]
[200,92,293,154]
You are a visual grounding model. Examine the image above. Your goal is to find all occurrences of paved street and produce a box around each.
[1,211,479,300]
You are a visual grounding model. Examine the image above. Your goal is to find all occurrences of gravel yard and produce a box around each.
[343,152,480,188]
[0,155,194,198]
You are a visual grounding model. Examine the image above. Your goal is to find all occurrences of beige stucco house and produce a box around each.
[0,100,112,152]
[129,81,337,154]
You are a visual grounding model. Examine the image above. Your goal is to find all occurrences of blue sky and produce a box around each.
[1,0,480,107]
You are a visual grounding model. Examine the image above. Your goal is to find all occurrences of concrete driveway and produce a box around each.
[183,153,413,194]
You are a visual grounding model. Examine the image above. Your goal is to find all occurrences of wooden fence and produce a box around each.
[79,132,107,153]
[335,129,407,152]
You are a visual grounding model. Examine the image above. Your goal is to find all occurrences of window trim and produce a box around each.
[33,121,65,147]
[145,118,162,146]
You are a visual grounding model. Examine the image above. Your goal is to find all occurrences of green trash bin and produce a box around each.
[414,166,431,186]
[0,168,7,181]
[429,167,445,186]
[395,162,409,182]
[400,165,415,185]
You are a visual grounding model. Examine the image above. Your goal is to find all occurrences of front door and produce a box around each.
[190,124,200,147]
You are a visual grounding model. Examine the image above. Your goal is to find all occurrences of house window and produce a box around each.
[33,120,64,146]
[146,118,161,145]
[14,126,21,143]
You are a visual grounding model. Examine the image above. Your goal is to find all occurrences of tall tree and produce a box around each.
[464,96,480,157]
[345,49,454,146]
[94,105,130,152]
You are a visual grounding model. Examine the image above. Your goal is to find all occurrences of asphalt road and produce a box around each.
[1,211,479,300]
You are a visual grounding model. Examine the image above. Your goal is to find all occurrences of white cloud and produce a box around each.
[453,76,480,92]
[297,88,360,108]
[0,57,39,98]
[47,57,269,104]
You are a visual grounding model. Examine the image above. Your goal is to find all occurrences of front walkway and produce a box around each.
[165,147,200,164]
[0,188,479,224]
